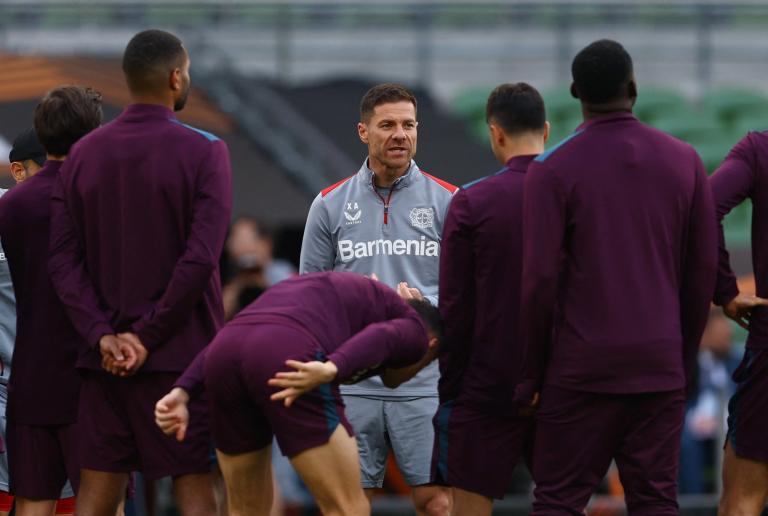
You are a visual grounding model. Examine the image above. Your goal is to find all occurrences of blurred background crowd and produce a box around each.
[0,1,765,514]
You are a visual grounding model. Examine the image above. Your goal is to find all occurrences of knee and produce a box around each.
[414,490,452,516]
[719,497,763,516]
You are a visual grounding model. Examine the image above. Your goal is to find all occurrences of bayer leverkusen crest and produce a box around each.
[409,207,434,229]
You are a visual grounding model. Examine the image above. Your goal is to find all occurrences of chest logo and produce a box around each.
[409,207,434,229]
[344,201,362,225]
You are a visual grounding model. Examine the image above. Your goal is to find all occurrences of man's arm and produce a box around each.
[130,142,232,350]
[299,195,335,274]
[680,154,718,386]
[172,346,209,400]
[436,191,475,402]
[516,161,567,404]
[48,171,115,349]
[710,135,756,307]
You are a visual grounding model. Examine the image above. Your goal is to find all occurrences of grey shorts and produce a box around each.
[343,395,438,488]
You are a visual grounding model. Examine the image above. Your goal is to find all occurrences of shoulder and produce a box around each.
[168,119,222,143]
[419,169,458,195]
[533,129,587,165]
[320,174,357,199]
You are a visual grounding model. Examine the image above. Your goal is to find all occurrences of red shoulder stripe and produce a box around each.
[421,170,458,194]
[321,174,355,197]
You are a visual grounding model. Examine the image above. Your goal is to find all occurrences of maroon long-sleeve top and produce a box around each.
[49,103,232,372]
[518,112,717,399]
[0,161,81,424]
[438,155,534,408]
[175,272,430,398]
[710,132,768,347]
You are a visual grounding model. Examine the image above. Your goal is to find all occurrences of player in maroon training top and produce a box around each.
[518,39,717,514]
[155,272,441,516]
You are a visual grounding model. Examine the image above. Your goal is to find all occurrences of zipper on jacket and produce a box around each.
[373,178,395,225]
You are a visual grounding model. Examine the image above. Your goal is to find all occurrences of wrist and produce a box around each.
[323,361,339,382]
[171,387,190,404]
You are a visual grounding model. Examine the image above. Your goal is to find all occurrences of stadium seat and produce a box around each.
[701,88,768,127]
[634,87,689,124]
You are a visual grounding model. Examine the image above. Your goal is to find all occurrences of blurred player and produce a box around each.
[433,82,548,515]
[155,272,441,516]
[47,30,231,516]
[7,128,46,183]
[300,83,453,515]
[518,39,717,514]
[0,130,47,515]
[0,89,102,516]
[709,119,768,514]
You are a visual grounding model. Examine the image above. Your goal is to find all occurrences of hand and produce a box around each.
[99,334,137,377]
[723,294,768,329]
[117,332,149,375]
[155,387,190,441]
[518,392,540,417]
[268,360,338,407]
[397,281,424,301]
[369,273,380,281]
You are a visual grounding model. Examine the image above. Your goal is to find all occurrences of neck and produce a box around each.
[130,93,174,111]
[369,160,409,188]
[47,154,66,162]
[499,135,545,163]
[581,99,634,120]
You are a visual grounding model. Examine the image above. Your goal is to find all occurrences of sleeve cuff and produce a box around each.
[713,283,739,307]
[88,323,116,350]
[173,375,203,400]
[327,352,350,383]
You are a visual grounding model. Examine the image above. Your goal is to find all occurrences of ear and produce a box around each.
[427,335,438,349]
[627,79,638,101]
[169,68,182,92]
[570,82,579,100]
[9,162,26,184]
[543,121,551,144]
[358,121,368,144]
[488,123,505,148]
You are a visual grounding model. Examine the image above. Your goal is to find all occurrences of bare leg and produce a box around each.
[448,487,489,516]
[216,446,273,516]
[172,473,216,516]
[74,469,128,516]
[290,425,369,516]
[211,464,229,516]
[719,442,768,516]
[14,499,56,516]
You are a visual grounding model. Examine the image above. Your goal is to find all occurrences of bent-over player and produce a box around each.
[156,272,441,516]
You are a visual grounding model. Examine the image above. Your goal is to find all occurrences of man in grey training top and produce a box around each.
[300,83,454,515]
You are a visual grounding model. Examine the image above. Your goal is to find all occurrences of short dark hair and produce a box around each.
[486,83,546,135]
[360,83,417,123]
[571,39,633,104]
[122,29,186,95]
[407,298,443,341]
[34,86,103,156]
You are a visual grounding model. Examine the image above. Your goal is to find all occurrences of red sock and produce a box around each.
[54,496,76,515]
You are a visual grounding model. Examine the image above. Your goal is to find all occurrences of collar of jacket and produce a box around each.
[358,159,419,192]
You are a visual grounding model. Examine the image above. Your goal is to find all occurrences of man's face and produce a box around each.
[358,101,418,175]
[173,53,191,112]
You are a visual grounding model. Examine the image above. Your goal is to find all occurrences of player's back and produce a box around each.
[231,271,412,355]
[439,156,531,407]
[529,112,706,391]
[56,103,232,370]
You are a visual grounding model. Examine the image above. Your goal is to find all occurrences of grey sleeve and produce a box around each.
[299,194,336,274]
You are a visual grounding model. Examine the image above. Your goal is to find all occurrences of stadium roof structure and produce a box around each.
[0,54,315,226]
